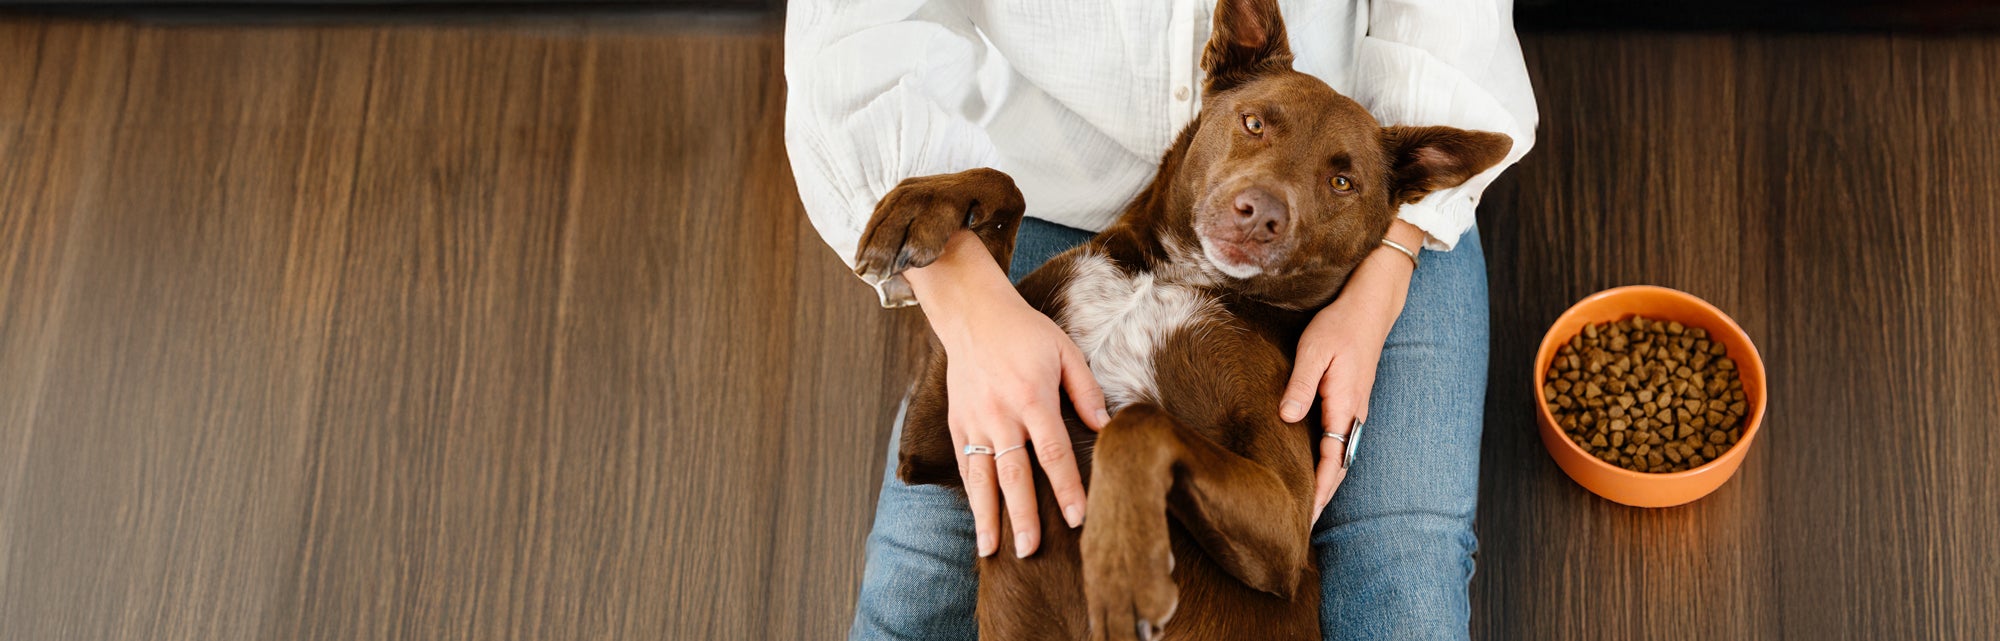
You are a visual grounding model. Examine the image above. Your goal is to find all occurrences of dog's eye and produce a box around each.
[1331,176,1354,192]
[1242,114,1264,135]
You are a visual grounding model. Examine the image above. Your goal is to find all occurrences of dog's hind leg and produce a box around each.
[852,168,1027,307]
[1080,403,1314,641]
[895,358,958,486]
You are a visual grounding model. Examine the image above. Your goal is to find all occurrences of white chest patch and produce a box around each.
[1060,252,1220,411]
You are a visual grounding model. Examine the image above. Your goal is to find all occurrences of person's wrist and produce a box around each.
[1341,227,1421,326]
[1368,219,1426,275]
[906,231,1019,348]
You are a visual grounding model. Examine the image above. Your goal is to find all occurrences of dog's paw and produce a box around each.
[852,169,1023,297]
[1081,511,1178,641]
[853,177,974,286]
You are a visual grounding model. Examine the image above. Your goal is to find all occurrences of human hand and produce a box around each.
[906,231,1112,558]
[1279,221,1424,524]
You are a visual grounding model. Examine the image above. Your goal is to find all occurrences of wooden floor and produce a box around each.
[1478,33,2000,640]
[0,17,1994,641]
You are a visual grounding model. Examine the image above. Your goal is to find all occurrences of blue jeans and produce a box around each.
[851,218,1489,640]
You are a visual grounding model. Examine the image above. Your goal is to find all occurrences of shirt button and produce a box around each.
[1173,85,1190,101]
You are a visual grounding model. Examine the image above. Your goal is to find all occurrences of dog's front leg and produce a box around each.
[852,167,1027,307]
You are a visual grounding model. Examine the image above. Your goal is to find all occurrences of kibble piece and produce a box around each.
[1708,431,1727,444]
[1611,431,1626,447]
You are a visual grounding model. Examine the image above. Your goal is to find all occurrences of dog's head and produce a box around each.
[1162,0,1514,307]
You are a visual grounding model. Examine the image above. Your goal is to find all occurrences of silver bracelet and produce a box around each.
[1379,238,1420,270]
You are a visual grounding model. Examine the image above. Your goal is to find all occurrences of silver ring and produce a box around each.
[1323,432,1347,444]
[996,444,1029,459]
[963,444,994,457]
[1344,418,1364,469]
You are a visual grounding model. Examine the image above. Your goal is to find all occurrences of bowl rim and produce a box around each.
[1533,285,1768,481]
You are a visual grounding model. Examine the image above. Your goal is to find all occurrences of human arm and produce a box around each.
[1283,0,1539,517]
[784,2,1109,558]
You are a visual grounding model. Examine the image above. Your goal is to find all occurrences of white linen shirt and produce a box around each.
[784,0,1538,283]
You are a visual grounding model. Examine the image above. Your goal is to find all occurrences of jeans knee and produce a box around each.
[1316,512,1476,640]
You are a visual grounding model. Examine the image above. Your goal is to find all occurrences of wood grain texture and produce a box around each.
[1476,33,2000,640]
[0,18,925,641]
[0,18,1994,641]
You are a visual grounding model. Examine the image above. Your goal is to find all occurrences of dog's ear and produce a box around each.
[1380,126,1514,205]
[1202,0,1293,95]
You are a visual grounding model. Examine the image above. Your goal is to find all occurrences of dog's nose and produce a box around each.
[1231,187,1289,243]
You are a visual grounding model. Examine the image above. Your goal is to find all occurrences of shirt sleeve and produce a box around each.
[1354,0,1540,251]
[784,0,1001,288]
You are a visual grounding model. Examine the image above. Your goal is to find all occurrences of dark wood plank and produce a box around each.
[0,22,140,620]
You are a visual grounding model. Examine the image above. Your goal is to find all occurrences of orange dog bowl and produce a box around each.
[1533,286,1768,507]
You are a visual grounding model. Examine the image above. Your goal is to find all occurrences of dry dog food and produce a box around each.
[1544,316,1746,473]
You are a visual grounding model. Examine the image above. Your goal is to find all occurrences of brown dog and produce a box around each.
[852,1,1512,639]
